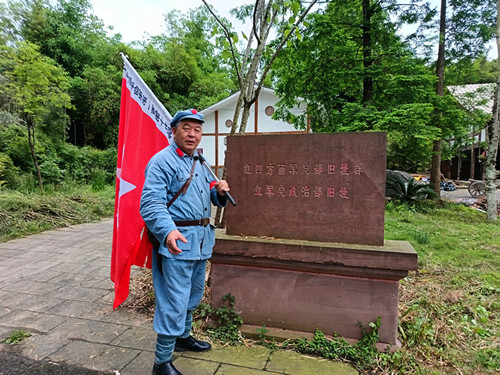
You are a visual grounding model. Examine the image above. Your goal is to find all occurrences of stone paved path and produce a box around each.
[0,219,357,375]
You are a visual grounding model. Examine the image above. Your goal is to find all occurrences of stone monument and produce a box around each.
[210,132,417,348]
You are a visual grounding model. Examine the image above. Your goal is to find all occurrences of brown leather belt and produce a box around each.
[174,218,210,227]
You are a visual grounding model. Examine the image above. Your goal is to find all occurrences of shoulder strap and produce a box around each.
[148,157,198,255]
[167,157,197,208]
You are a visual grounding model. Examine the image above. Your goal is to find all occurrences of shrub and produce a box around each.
[58,144,116,184]
[0,153,20,188]
[386,174,439,203]
[90,167,108,191]
[39,157,65,184]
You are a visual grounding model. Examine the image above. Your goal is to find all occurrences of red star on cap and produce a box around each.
[191,109,197,114]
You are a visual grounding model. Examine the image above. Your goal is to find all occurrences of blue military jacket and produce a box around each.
[140,142,227,260]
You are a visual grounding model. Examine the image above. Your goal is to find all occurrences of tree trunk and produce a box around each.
[206,0,318,226]
[431,139,442,193]
[457,154,462,180]
[239,103,253,135]
[362,0,373,105]
[27,119,43,190]
[485,2,500,221]
[431,0,447,193]
[470,146,476,179]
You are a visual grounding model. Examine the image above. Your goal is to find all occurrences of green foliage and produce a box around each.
[474,347,499,370]
[0,123,31,173]
[382,201,499,374]
[256,325,268,344]
[39,156,65,184]
[0,185,115,242]
[444,0,496,63]
[0,0,235,151]
[90,168,108,191]
[0,152,20,188]
[386,174,439,203]
[3,329,31,344]
[18,0,105,76]
[272,1,449,173]
[0,120,116,188]
[0,0,495,178]
[73,65,122,148]
[198,293,243,344]
[273,0,495,171]
[187,71,236,110]
[294,319,381,368]
[0,41,73,136]
[401,0,496,64]
[0,40,73,188]
[446,56,497,85]
[57,143,117,185]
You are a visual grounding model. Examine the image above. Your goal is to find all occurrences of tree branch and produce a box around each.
[201,0,242,82]
[258,0,319,88]
[253,0,261,45]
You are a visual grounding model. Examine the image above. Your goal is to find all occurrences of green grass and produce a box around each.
[381,200,499,375]
[3,329,31,344]
[0,184,115,242]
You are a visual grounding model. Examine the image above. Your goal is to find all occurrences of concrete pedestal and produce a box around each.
[211,231,418,348]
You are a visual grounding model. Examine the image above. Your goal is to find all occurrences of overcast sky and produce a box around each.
[89,0,250,43]
[90,0,495,59]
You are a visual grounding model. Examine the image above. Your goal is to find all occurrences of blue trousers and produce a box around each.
[152,254,207,363]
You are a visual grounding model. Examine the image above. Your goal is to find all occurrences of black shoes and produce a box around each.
[175,335,211,352]
[152,336,210,374]
[152,361,182,375]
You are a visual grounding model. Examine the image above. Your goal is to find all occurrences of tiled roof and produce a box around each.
[447,83,495,114]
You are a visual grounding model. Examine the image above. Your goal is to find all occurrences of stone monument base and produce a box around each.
[211,231,418,349]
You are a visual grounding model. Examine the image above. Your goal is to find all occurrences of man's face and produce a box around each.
[173,120,203,156]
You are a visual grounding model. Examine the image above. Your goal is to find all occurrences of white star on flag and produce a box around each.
[117,167,136,198]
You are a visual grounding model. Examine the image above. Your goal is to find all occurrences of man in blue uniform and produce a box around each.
[140,109,230,375]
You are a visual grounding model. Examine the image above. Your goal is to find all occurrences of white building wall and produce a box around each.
[198,134,215,164]
[200,88,307,174]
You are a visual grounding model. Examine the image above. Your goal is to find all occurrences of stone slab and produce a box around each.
[1,279,64,295]
[46,300,111,319]
[51,318,129,345]
[109,325,156,351]
[173,356,221,375]
[47,285,109,303]
[214,233,417,280]
[0,310,68,333]
[268,349,358,375]
[49,341,122,372]
[89,344,143,373]
[120,350,157,375]
[211,262,400,345]
[225,132,387,245]
[216,364,274,374]
[18,332,71,361]
[181,343,270,369]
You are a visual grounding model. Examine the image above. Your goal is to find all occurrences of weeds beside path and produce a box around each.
[0,186,115,242]
[382,201,499,374]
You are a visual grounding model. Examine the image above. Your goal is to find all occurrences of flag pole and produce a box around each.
[198,153,236,206]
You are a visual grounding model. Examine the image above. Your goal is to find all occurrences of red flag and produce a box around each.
[111,54,173,309]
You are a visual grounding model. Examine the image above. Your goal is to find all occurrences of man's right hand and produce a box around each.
[166,230,187,255]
